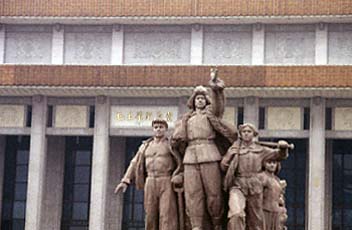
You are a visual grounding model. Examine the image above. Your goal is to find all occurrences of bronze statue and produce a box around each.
[259,159,288,230]
[221,123,292,230]
[114,119,178,230]
[171,69,237,230]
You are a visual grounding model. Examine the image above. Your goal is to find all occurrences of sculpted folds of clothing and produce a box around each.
[260,172,283,212]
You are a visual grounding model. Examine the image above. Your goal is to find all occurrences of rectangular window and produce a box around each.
[122,137,147,230]
[1,136,30,230]
[61,137,92,230]
[332,140,352,229]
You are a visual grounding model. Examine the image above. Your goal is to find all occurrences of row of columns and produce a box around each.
[0,24,329,65]
[0,95,327,230]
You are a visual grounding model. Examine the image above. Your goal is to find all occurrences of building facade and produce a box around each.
[0,1,352,230]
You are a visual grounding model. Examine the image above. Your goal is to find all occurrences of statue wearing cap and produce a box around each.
[221,123,290,230]
[171,69,237,230]
[114,119,179,230]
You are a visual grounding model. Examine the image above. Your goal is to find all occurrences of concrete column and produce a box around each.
[0,25,5,63]
[25,95,48,230]
[0,136,6,228]
[315,23,328,65]
[111,25,124,64]
[89,96,110,230]
[252,24,265,65]
[41,136,65,229]
[243,96,259,128]
[191,24,203,64]
[106,137,126,230]
[308,97,326,230]
[52,24,64,64]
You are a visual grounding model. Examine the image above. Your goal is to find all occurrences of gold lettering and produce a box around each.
[145,112,152,121]
[166,112,173,122]
[116,112,124,121]
[127,112,133,120]
[136,111,143,122]
[157,111,163,119]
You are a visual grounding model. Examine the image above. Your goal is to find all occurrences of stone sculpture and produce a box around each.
[114,119,178,230]
[221,123,292,230]
[171,68,237,230]
[259,159,288,230]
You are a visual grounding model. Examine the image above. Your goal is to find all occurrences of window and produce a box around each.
[332,140,352,230]
[61,137,92,230]
[122,137,147,230]
[1,136,30,230]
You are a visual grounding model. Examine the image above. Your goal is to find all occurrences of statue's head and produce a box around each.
[262,158,281,175]
[151,118,168,138]
[239,123,258,142]
[187,86,211,110]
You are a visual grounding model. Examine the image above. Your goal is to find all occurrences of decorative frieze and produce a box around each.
[54,105,88,128]
[328,24,352,64]
[110,106,178,128]
[0,105,25,127]
[5,32,52,64]
[267,107,301,130]
[334,107,352,130]
[124,25,191,64]
[265,25,315,64]
[64,32,112,64]
[203,25,252,64]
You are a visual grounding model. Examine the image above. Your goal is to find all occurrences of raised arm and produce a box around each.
[209,68,225,118]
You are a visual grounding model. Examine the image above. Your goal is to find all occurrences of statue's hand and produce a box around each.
[209,78,225,90]
[278,140,289,149]
[114,182,128,194]
[171,174,183,186]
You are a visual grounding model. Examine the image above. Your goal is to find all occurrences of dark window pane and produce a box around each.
[345,155,352,169]
[70,227,88,230]
[72,203,88,220]
[74,166,90,183]
[73,184,89,202]
[344,209,352,225]
[16,151,29,164]
[14,183,27,201]
[75,151,91,165]
[13,219,25,230]
[333,209,341,225]
[2,201,12,220]
[12,202,26,219]
[15,166,28,182]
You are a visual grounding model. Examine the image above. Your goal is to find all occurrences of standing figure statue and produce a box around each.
[114,119,178,230]
[221,123,291,230]
[171,69,237,230]
[259,159,288,230]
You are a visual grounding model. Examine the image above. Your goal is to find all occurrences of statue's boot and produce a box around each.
[214,225,222,230]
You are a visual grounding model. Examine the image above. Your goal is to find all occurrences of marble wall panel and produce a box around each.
[334,107,352,130]
[64,26,112,64]
[223,107,237,125]
[328,24,352,64]
[265,25,315,64]
[124,25,191,64]
[267,107,301,130]
[5,25,52,64]
[0,105,25,127]
[54,105,88,128]
[203,25,252,64]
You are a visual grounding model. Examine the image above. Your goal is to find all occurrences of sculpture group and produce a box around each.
[115,69,291,230]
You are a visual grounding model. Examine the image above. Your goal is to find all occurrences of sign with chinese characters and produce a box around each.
[0,105,25,127]
[110,106,178,128]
